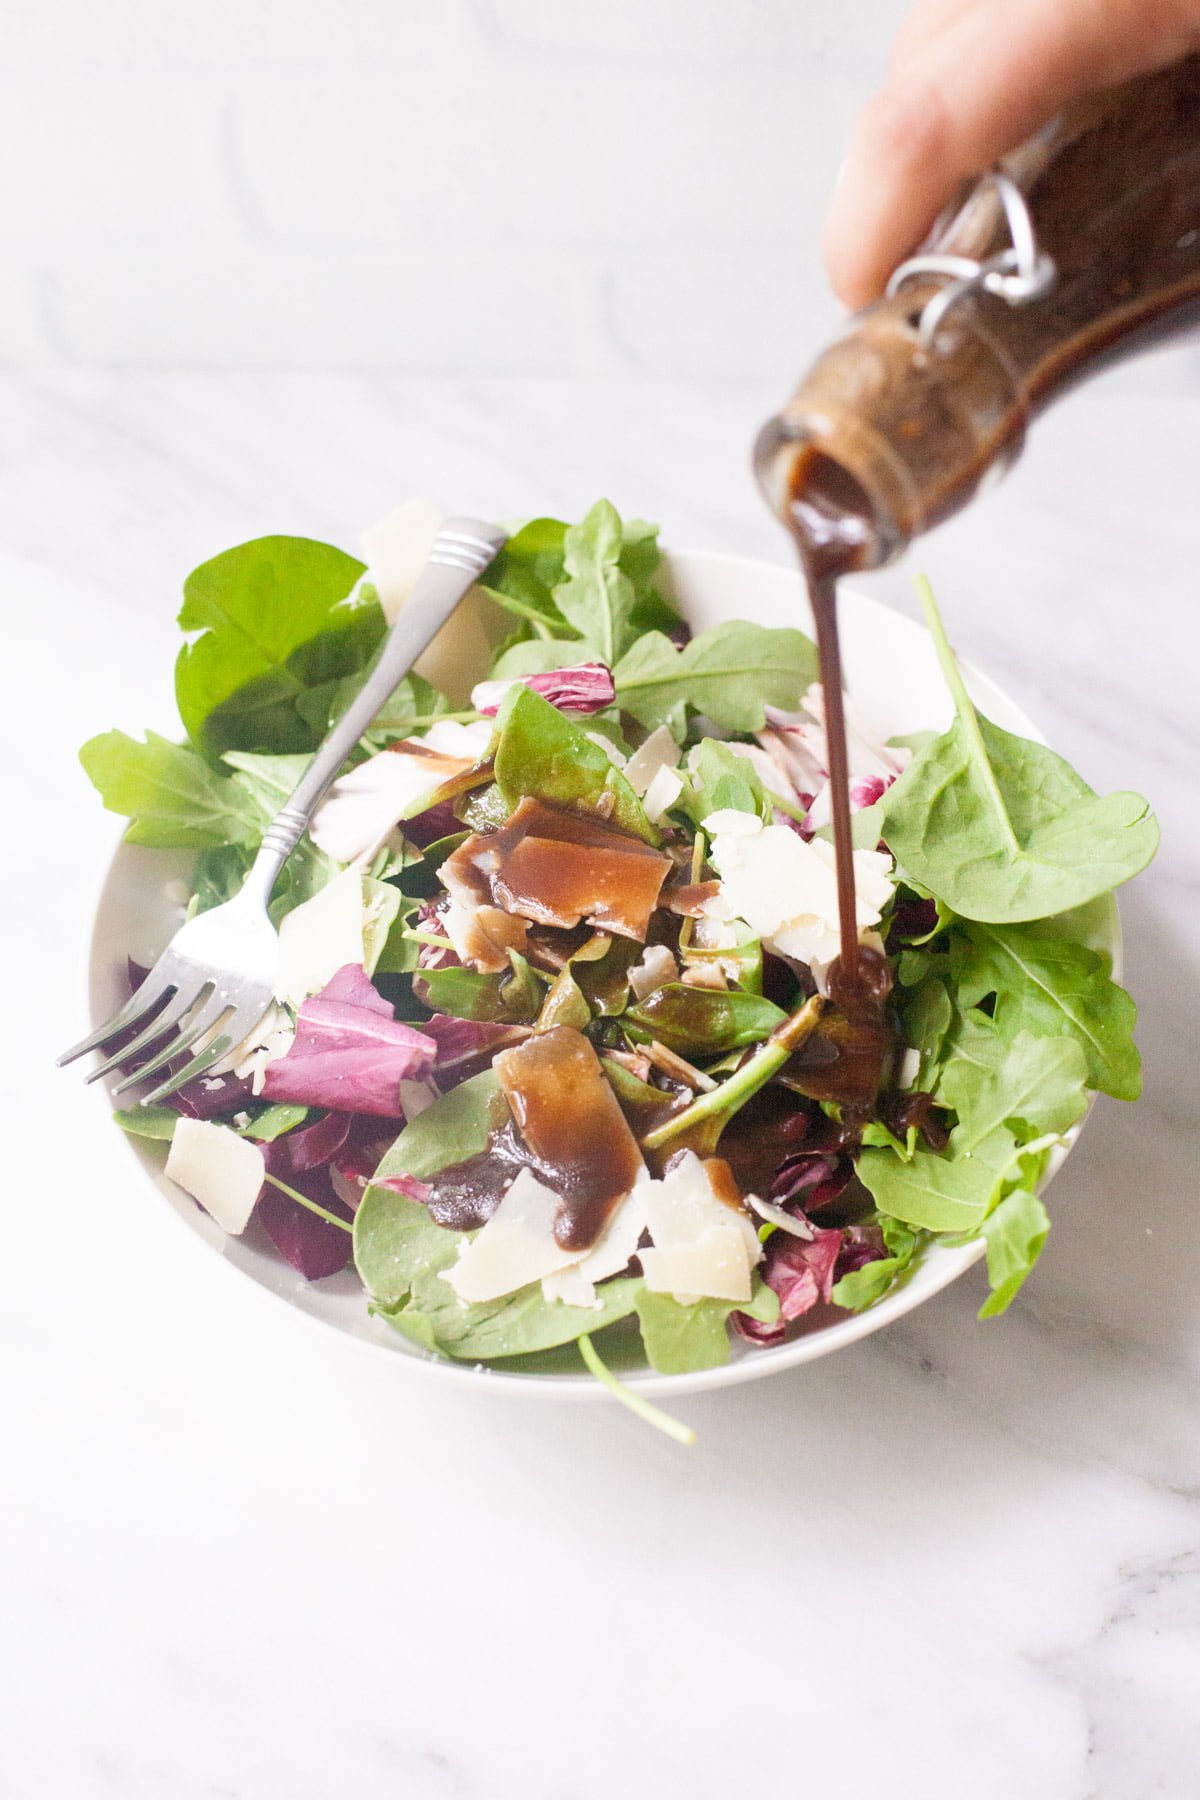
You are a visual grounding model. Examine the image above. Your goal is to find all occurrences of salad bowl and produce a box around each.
[86,545,1120,1400]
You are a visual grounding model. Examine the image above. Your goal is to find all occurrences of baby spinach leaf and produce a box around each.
[416,964,540,1023]
[374,1068,505,1192]
[395,1268,643,1362]
[880,578,1158,921]
[78,730,263,850]
[552,500,640,664]
[633,1279,779,1374]
[113,1104,179,1140]
[623,984,786,1056]
[950,920,1141,1100]
[297,668,451,747]
[978,1188,1051,1318]
[175,536,382,760]
[613,621,818,734]
[493,685,660,844]
[939,1029,1089,1151]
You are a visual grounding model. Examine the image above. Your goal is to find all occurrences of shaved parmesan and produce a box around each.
[642,763,684,824]
[362,497,444,621]
[628,942,678,1002]
[897,1046,921,1092]
[701,812,894,986]
[310,736,479,865]
[164,1117,264,1235]
[442,1168,580,1304]
[625,724,681,796]
[746,1193,816,1239]
[638,1151,761,1303]
[542,1182,648,1309]
[274,868,366,1006]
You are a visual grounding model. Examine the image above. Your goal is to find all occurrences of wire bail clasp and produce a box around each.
[886,171,1057,345]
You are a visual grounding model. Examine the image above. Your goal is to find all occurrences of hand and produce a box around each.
[823,0,1200,309]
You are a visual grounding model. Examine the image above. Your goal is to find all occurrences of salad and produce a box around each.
[82,499,1158,1423]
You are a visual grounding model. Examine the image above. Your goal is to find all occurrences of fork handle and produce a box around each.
[243,516,507,903]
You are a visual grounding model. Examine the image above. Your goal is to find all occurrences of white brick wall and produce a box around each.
[4,0,903,373]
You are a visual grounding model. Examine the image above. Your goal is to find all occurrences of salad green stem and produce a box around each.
[577,1333,696,1445]
[767,790,809,827]
[914,574,1021,860]
[400,927,456,950]
[642,993,824,1151]
[402,709,484,729]
[263,1171,353,1234]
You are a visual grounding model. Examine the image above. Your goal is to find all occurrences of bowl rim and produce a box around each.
[84,543,1120,1400]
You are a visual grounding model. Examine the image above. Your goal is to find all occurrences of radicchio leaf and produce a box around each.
[471,662,616,717]
[262,964,436,1116]
[733,1225,843,1344]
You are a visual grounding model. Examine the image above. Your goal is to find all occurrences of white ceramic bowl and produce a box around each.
[87,548,1118,1397]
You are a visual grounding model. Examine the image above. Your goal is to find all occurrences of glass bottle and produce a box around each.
[755,56,1200,564]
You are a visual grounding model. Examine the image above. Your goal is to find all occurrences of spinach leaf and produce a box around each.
[175,536,383,760]
[939,1028,1089,1150]
[392,1266,643,1362]
[493,685,659,844]
[79,730,262,850]
[880,578,1158,921]
[113,1105,179,1140]
[613,622,818,734]
[950,920,1141,1100]
[633,1279,779,1374]
[623,984,786,1056]
[297,668,450,747]
[978,1188,1051,1318]
[372,1068,505,1197]
[415,964,540,1023]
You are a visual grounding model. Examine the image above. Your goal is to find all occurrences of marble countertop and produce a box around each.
[4,366,1198,1800]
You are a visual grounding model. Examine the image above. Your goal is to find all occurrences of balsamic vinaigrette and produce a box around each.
[778,446,896,1113]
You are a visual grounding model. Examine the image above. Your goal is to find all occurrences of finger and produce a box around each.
[888,0,979,71]
[824,0,1200,309]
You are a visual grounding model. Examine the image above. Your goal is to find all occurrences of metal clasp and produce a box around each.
[886,171,1056,344]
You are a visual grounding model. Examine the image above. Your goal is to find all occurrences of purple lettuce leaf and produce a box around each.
[262,965,436,1117]
[471,662,616,717]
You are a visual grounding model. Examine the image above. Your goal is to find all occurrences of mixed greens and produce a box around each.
[83,500,1157,1396]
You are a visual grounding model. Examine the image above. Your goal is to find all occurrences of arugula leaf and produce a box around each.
[175,536,383,760]
[493,685,660,844]
[633,1280,779,1374]
[79,730,262,850]
[679,740,771,827]
[898,975,953,1089]
[939,1029,1089,1150]
[480,518,576,635]
[623,984,786,1056]
[613,621,818,734]
[950,920,1141,1100]
[551,500,639,664]
[880,578,1158,921]
[831,1218,921,1311]
[489,639,586,681]
[856,1137,1015,1233]
[978,1187,1051,1317]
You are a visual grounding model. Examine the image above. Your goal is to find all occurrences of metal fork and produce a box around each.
[59,515,507,1105]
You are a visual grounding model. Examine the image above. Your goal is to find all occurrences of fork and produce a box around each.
[58,515,508,1105]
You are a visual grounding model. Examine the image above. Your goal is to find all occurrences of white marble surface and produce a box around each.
[4,363,1200,1800]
